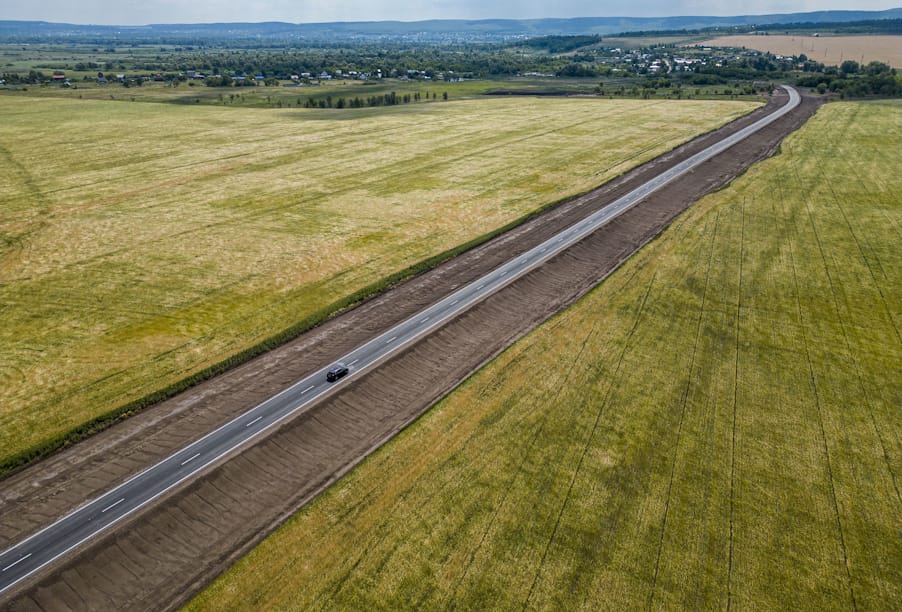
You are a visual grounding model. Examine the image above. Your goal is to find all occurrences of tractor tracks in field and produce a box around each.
[523,272,657,610]
[650,208,722,609]
[781,176,858,611]
[726,198,747,611]
[0,91,822,610]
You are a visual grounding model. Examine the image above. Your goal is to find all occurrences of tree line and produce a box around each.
[303,91,448,109]
[796,60,899,97]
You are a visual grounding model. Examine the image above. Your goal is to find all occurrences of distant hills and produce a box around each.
[2,8,901,42]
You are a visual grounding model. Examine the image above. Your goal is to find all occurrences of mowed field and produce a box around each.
[189,100,901,609]
[701,34,902,67]
[0,95,758,469]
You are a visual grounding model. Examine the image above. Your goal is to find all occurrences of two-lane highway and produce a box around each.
[0,86,800,596]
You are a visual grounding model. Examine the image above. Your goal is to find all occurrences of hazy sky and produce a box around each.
[3,1,899,26]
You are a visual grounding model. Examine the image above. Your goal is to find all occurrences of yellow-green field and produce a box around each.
[0,95,757,469]
[189,100,901,609]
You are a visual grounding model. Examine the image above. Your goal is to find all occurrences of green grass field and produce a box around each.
[0,75,747,110]
[0,95,757,471]
[1,76,518,107]
[188,100,901,609]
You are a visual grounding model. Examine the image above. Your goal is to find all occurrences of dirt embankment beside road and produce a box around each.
[1,90,822,610]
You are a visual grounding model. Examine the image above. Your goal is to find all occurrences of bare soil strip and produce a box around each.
[0,90,821,610]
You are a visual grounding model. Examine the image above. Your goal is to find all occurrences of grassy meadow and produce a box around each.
[188,100,901,609]
[0,75,740,110]
[0,94,758,470]
[0,74,522,108]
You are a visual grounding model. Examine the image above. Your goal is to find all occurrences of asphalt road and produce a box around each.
[0,86,800,596]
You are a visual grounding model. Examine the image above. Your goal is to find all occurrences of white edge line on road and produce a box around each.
[0,86,800,567]
[0,226,614,593]
[3,265,535,592]
[0,87,800,595]
[0,317,478,594]
[0,367,330,563]
[0,377,358,593]
[1,85,801,567]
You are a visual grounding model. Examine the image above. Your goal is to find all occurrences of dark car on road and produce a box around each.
[326,363,349,382]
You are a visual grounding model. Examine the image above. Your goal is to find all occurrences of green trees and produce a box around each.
[557,63,597,77]
[302,90,450,110]
[797,61,899,98]
[840,60,860,74]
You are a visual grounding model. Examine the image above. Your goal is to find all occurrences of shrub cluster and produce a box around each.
[796,61,900,97]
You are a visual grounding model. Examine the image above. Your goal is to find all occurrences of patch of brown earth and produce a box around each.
[0,90,822,610]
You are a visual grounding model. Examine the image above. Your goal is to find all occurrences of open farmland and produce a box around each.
[189,100,901,609]
[0,95,758,470]
[0,73,552,108]
[701,34,902,67]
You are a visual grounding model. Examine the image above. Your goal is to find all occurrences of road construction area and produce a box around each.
[0,89,821,610]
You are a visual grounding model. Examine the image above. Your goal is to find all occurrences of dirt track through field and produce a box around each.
[0,90,821,610]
